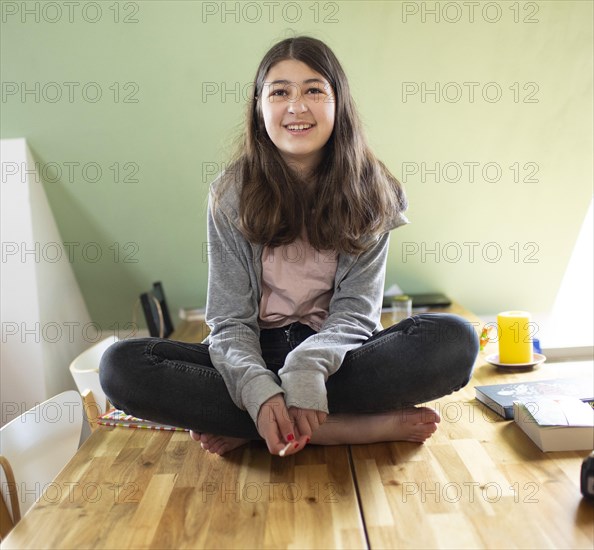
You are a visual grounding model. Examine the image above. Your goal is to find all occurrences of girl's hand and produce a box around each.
[256,394,300,456]
[288,407,327,448]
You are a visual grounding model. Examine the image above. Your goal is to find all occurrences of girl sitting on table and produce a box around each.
[100,36,479,457]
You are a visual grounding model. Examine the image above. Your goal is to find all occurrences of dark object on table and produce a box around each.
[140,281,174,338]
[581,451,594,499]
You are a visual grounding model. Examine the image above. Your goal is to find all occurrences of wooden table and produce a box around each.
[4,304,593,549]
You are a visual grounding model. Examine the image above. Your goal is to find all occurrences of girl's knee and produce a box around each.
[99,338,145,370]
[440,314,479,382]
[99,338,152,402]
[420,313,479,378]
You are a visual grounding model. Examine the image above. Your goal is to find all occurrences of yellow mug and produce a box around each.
[497,310,534,364]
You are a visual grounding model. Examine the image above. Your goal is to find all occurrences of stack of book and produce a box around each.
[513,397,594,452]
[475,377,594,452]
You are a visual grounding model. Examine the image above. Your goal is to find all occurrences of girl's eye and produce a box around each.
[268,86,327,98]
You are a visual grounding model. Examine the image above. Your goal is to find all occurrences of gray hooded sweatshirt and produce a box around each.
[204,170,409,425]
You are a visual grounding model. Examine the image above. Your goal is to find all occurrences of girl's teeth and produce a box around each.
[287,124,312,131]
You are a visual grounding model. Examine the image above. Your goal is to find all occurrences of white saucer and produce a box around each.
[484,352,546,369]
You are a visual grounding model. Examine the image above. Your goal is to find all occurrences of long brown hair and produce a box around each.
[220,36,407,255]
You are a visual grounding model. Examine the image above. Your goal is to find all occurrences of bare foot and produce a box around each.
[190,430,249,456]
[189,406,439,455]
[310,407,441,446]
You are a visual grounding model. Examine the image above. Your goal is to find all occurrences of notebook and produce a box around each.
[475,377,594,419]
[97,409,189,432]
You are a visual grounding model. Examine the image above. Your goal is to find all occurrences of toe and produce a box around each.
[200,433,215,445]
[213,443,227,456]
[418,407,440,423]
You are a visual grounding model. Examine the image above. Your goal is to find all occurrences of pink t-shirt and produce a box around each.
[259,232,338,331]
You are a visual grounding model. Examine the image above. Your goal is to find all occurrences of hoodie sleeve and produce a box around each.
[277,232,392,414]
[205,193,284,425]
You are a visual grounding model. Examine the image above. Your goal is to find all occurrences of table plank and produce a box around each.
[3,430,365,549]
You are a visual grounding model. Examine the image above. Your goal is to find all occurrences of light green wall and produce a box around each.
[2,1,592,332]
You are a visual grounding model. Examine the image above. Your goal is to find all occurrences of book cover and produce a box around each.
[97,409,189,432]
[475,377,594,419]
[513,397,594,451]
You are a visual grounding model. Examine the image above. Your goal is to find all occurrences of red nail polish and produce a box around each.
[287,433,295,442]
[294,442,299,449]
[306,437,310,443]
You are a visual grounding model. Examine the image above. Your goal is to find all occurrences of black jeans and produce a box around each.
[99,313,478,439]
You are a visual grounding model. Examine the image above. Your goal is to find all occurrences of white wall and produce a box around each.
[1,138,92,426]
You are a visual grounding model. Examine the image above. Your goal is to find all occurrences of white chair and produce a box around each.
[0,390,84,537]
[69,335,118,430]
[0,456,19,540]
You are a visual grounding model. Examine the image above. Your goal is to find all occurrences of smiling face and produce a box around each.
[260,59,336,177]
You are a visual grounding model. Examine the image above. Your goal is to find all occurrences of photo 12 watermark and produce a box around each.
[201,79,335,104]
[0,481,139,505]
[400,480,539,503]
[201,481,339,503]
[400,162,539,184]
[1,320,139,345]
[201,1,339,24]
[401,241,540,264]
[401,1,540,24]
[1,397,84,425]
[202,240,336,265]
[2,241,140,264]
[1,1,140,24]
[202,81,254,104]
[2,160,140,184]
[401,82,539,103]
[395,399,497,425]
[1,81,140,103]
